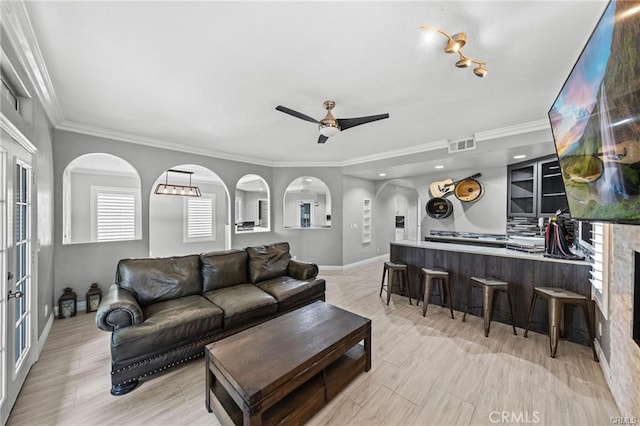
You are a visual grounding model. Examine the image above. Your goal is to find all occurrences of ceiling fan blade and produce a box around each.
[337,113,389,131]
[317,135,329,144]
[275,105,319,123]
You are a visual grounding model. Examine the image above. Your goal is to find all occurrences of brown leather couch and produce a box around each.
[95,242,325,395]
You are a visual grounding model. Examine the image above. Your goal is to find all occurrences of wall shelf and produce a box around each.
[362,199,371,244]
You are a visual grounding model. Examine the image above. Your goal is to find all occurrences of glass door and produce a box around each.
[1,129,34,424]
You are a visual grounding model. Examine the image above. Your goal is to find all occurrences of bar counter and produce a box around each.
[390,240,593,346]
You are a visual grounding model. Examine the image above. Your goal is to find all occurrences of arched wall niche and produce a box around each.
[149,164,231,257]
[235,174,270,233]
[283,176,332,229]
[374,179,420,250]
[62,153,142,244]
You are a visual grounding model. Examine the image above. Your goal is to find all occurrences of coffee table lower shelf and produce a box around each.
[209,344,366,426]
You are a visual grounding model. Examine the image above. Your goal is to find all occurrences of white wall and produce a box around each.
[419,166,507,236]
[342,175,377,265]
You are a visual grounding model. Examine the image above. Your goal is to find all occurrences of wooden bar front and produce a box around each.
[390,242,593,346]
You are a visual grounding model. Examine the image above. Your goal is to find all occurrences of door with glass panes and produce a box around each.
[1,128,35,424]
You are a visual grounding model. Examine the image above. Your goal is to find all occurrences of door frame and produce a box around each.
[1,114,38,425]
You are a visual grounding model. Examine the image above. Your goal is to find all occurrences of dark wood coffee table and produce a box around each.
[205,301,371,425]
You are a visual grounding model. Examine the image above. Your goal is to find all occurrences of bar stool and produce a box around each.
[379,261,412,305]
[524,287,598,361]
[418,268,454,318]
[462,277,517,337]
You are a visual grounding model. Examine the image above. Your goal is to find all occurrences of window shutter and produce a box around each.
[96,191,136,241]
[589,222,607,295]
[186,196,214,240]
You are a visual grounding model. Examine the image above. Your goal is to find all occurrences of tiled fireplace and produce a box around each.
[608,224,640,417]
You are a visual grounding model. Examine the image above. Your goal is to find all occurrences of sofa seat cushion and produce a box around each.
[203,284,278,329]
[111,295,223,362]
[256,276,326,311]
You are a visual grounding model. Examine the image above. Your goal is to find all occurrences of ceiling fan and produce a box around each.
[275,100,390,144]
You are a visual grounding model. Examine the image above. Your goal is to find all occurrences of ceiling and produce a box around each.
[22,1,607,180]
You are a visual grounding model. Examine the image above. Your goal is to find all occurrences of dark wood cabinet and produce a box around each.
[508,156,568,217]
[538,157,568,215]
[508,161,537,216]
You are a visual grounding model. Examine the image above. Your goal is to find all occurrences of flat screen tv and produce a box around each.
[548,0,640,224]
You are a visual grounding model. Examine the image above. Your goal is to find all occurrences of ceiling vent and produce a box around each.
[448,137,476,154]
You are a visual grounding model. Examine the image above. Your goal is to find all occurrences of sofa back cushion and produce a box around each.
[246,242,292,284]
[116,255,202,306]
[200,249,249,292]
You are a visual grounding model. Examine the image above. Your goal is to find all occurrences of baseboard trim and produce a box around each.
[37,313,54,359]
[319,254,389,272]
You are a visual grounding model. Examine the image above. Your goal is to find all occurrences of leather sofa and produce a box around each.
[95,242,325,395]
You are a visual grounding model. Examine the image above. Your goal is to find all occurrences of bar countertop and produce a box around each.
[391,240,590,266]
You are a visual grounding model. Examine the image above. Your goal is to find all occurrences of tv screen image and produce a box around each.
[549,0,640,223]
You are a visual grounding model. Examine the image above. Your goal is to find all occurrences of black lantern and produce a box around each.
[86,283,102,313]
[58,287,77,319]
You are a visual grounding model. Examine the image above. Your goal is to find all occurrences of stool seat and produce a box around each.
[533,287,587,300]
[469,277,509,287]
[462,276,517,337]
[420,268,448,277]
[524,286,598,361]
[379,261,412,305]
[419,268,454,319]
[385,262,408,270]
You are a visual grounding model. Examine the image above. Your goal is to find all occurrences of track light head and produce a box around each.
[473,64,488,78]
[444,33,466,53]
[455,55,471,68]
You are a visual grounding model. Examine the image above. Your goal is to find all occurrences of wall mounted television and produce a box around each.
[548,0,640,224]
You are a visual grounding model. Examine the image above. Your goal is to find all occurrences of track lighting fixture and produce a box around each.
[420,25,487,78]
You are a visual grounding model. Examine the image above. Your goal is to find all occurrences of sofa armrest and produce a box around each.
[95,284,144,332]
[287,260,319,280]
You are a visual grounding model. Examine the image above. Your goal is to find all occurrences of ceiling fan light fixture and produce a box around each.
[319,123,340,137]
[275,100,389,143]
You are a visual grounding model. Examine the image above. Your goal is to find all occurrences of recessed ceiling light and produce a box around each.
[378,173,387,177]
[513,155,526,159]
[435,165,444,169]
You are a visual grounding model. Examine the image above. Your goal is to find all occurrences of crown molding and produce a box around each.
[1,0,64,125]
[56,121,274,167]
[1,112,37,154]
[473,118,550,142]
[341,139,449,167]
[58,118,552,170]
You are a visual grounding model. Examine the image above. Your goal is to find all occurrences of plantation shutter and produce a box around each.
[96,191,136,241]
[186,196,214,240]
[589,222,606,294]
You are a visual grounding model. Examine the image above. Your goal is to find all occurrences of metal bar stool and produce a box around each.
[524,287,598,361]
[462,276,517,337]
[417,268,454,318]
[379,261,412,305]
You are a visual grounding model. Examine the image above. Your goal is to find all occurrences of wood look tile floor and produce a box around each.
[8,260,620,425]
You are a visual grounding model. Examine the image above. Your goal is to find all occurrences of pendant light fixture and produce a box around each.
[420,25,487,78]
[154,169,202,197]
